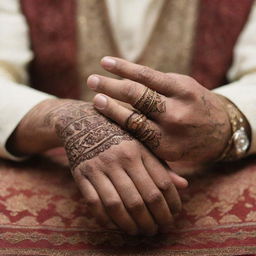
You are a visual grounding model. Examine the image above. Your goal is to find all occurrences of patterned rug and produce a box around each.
[0,149,256,255]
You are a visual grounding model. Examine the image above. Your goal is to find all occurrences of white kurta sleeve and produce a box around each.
[0,0,55,160]
[214,1,256,155]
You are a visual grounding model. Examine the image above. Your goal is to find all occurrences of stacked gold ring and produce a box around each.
[125,111,161,149]
[134,88,166,115]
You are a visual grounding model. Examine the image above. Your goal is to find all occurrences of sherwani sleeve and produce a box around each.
[213,1,256,155]
[0,0,54,160]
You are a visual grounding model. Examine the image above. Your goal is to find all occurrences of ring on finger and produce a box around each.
[134,88,166,115]
[125,111,161,150]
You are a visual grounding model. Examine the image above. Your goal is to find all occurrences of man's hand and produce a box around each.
[87,57,231,165]
[7,99,187,235]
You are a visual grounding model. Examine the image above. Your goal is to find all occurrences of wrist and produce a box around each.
[6,98,63,157]
[215,94,251,161]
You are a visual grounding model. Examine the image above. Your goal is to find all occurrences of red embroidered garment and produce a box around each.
[0,0,254,255]
[21,0,253,96]
[191,0,254,89]
[21,0,79,99]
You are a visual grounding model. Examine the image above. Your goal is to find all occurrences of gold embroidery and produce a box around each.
[219,214,242,224]
[183,193,214,218]
[191,229,256,244]
[0,231,88,246]
[1,156,256,251]
[72,216,100,230]
[4,194,51,216]
[0,213,10,224]
[15,216,39,226]
[55,199,77,219]
[1,247,256,256]
[245,203,253,208]
[194,216,218,227]
[246,211,256,222]
[42,216,65,227]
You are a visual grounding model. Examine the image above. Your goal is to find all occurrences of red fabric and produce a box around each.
[191,0,254,90]
[20,0,254,96]
[0,151,256,255]
[20,0,80,99]
[13,1,256,254]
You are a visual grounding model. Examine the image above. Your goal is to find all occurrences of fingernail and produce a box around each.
[94,94,108,109]
[101,57,116,69]
[87,75,100,90]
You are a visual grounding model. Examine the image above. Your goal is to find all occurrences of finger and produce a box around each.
[93,94,162,152]
[125,161,174,231]
[74,175,114,228]
[100,56,179,96]
[168,171,189,189]
[87,75,144,106]
[141,151,183,216]
[106,168,158,236]
[87,75,166,117]
[81,167,139,235]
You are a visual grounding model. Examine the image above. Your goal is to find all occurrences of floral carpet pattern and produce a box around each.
[0,149,256,255]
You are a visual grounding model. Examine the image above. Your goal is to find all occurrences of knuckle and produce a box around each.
[127,199,145,212]
[158,179,172,191]
[122,81,138,101]
[137,66,155,84]
[105,199,122,211]
[172,199,182,214]
[79,163,95,179]
[119,148,137,162]
[181,87,196,100]
[170,108,191,125]
[98,152,117,166]
[85,197,99,208]
[145,190,163,205]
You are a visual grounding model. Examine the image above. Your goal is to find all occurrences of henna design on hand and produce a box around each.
[126,112,161,150]
[45,101,133,170]
[134,88,166,115]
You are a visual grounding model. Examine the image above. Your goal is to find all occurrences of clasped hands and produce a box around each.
[83,56,232,234]
[8,57,232,237]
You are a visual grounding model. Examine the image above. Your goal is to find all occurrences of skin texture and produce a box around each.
[87,56,232,167]
[6,98,187,236]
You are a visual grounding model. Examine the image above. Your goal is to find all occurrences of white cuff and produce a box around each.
[0,78,55,160]
[213,74,256,155]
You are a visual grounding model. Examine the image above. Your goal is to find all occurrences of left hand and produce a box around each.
[87,57,231,165]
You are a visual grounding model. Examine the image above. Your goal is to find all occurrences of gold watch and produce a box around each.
[216,94,251,162]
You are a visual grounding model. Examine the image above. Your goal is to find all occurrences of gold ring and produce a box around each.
[125,111,161,150]
[134,88,166,115]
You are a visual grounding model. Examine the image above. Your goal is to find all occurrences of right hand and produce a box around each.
[46,100,186,235]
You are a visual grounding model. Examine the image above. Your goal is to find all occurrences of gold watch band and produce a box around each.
[216,94,251,162]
